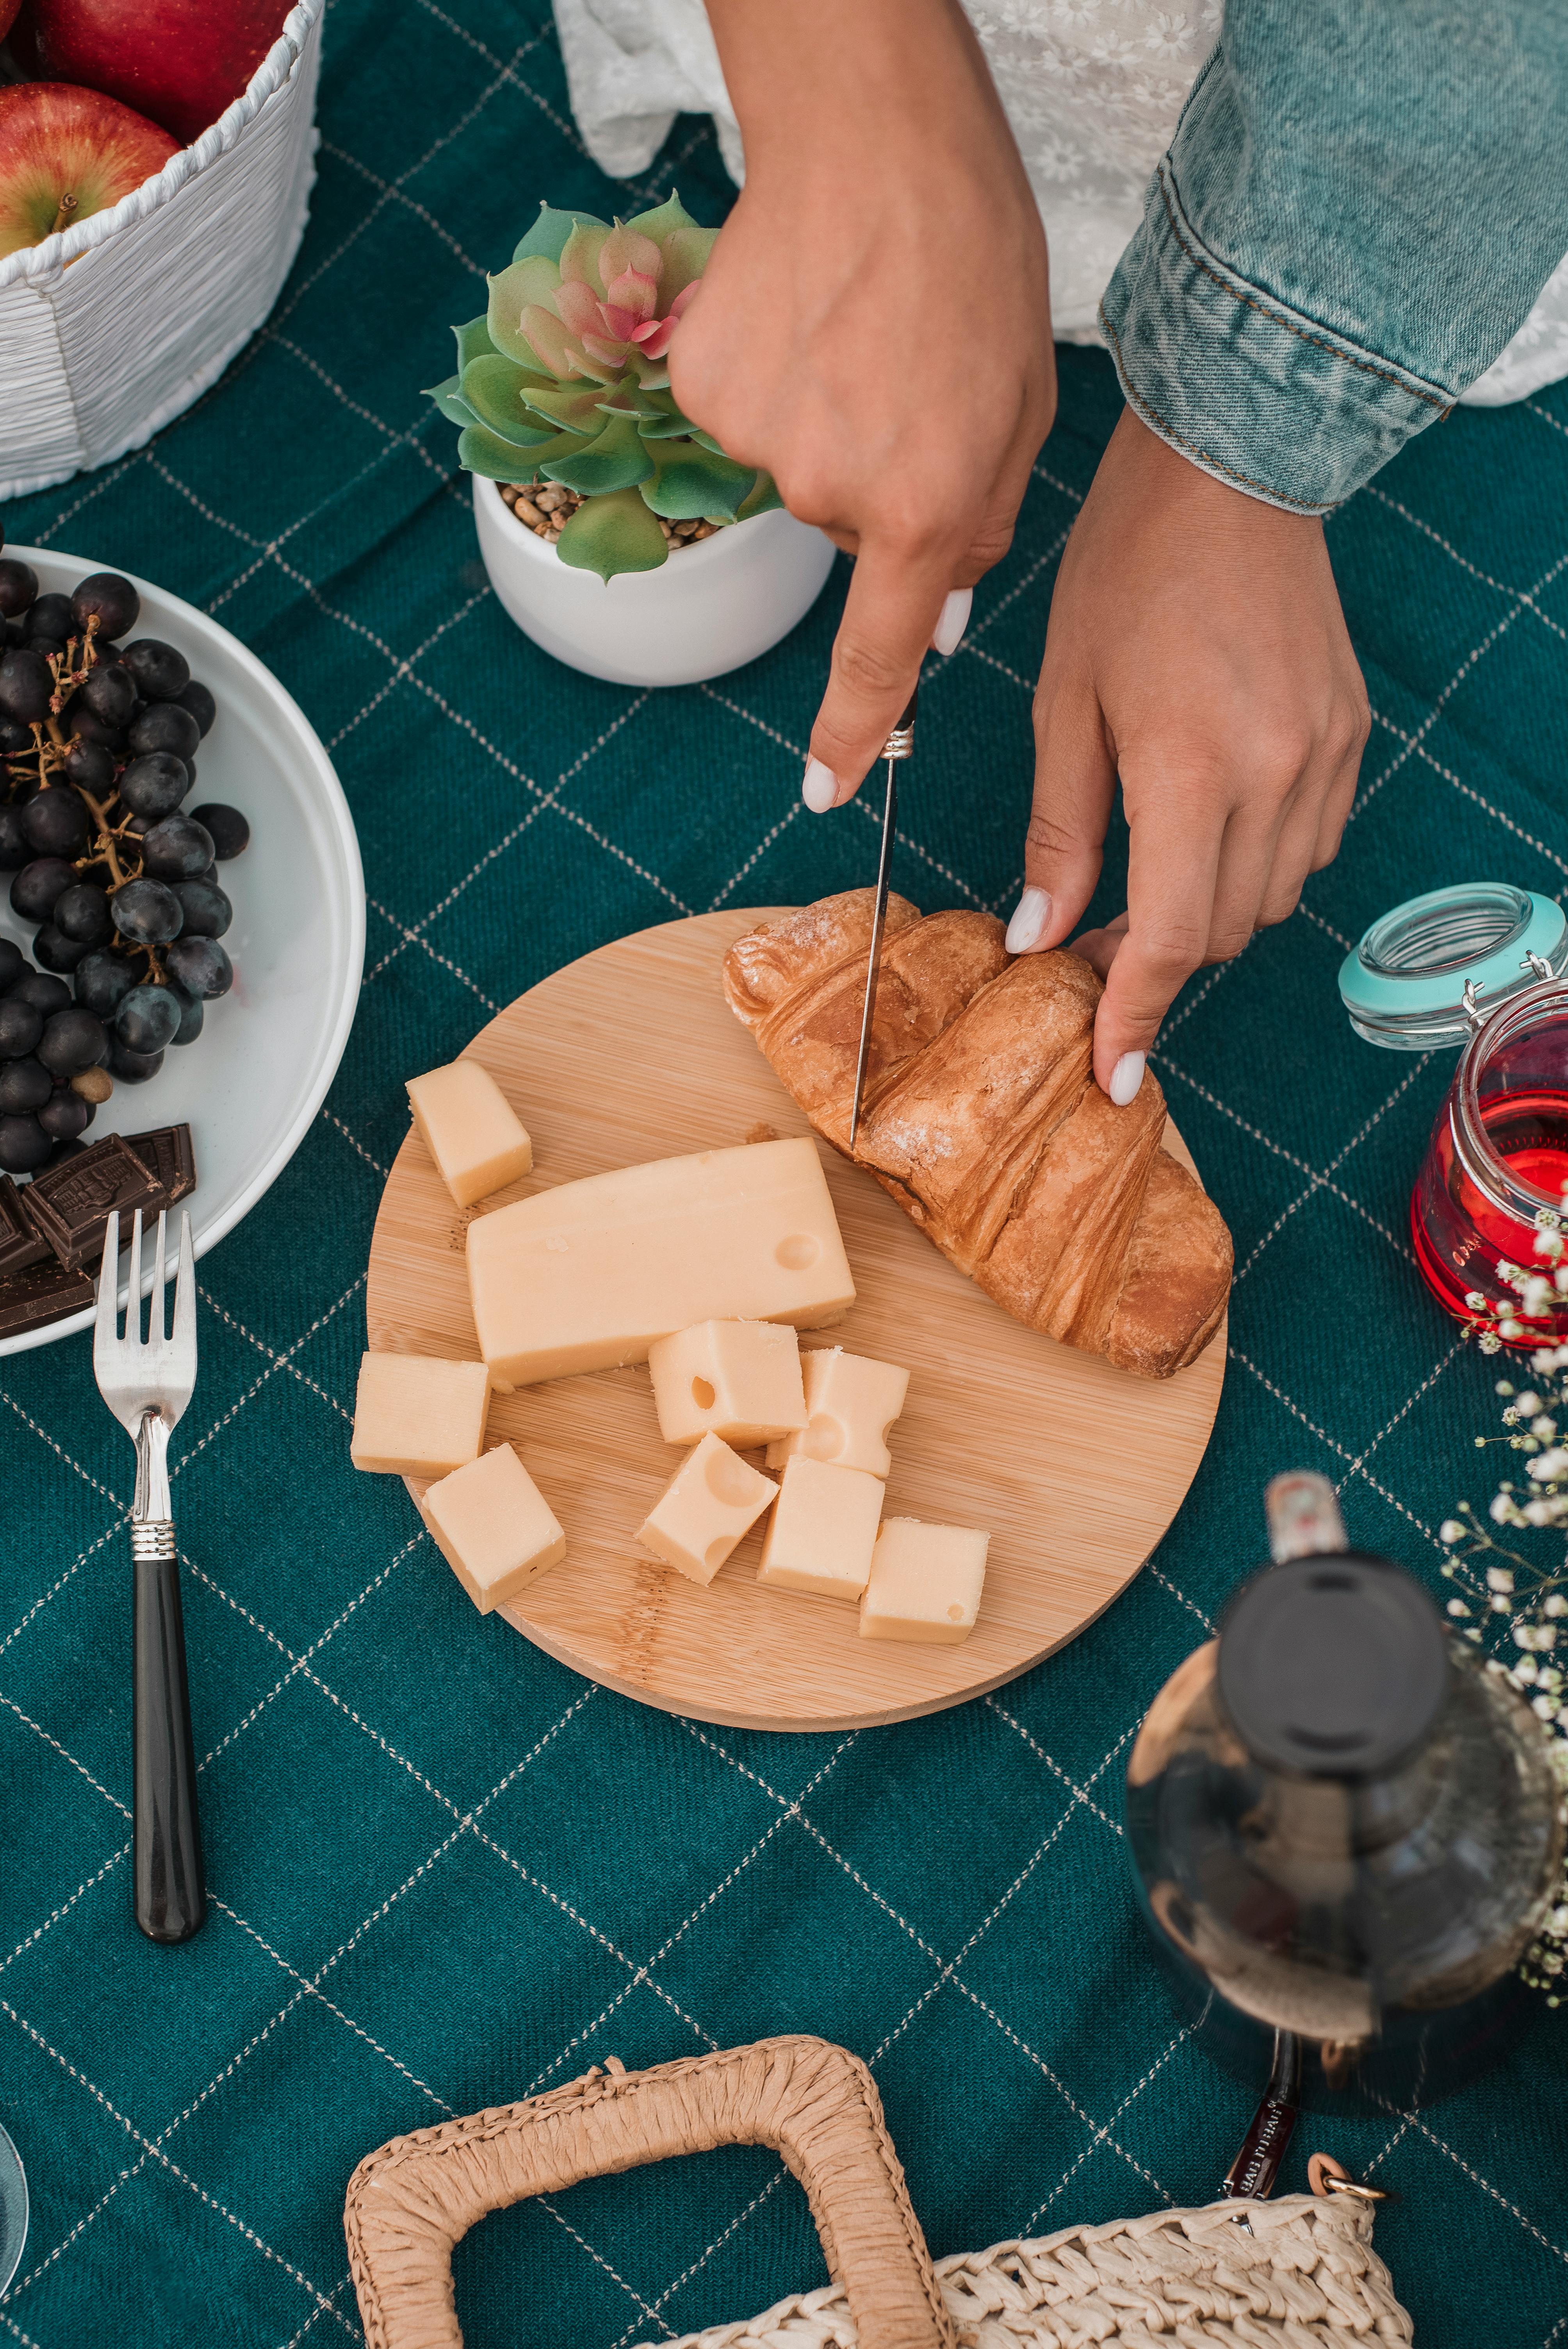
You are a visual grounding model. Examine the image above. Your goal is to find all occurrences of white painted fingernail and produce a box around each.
[802,757,838,813]
[932,586,972,656]
[1109,1051,1146,1107]
[1005,885,1051,954]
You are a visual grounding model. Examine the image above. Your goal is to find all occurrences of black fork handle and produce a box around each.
[133,1543,207,1944]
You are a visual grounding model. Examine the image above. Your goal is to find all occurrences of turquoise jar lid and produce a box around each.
[1339,883,1568,1050]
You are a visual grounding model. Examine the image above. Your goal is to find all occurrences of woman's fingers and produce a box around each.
[804,385,1051,805]
[1066,910,1128,980]
[803,538,962,808]
[1092,776,1228,1097]
[1005,668,1117,952]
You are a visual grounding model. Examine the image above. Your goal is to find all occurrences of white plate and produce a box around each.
[1,547,364,1354]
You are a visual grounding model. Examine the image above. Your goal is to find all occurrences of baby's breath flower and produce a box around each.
[1547,1593,1567,1618]
[1440,1519,1465,1543]
[1533,1417,1558,1440]
[1488,1566,1516,1591]
[1480,1333,1503,1354]
[1447,1598,1472,1616]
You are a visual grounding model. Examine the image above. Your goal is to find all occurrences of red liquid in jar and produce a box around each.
[1412,1084,1568,1336]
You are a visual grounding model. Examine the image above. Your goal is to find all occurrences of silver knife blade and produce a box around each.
[849,688,917,1152]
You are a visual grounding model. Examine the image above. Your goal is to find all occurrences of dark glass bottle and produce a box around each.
[1126,1474,1564,2110]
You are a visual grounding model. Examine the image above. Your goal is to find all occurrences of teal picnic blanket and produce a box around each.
[4,4,1568,2342]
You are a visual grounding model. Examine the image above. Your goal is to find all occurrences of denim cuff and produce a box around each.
[1098,159,1453,515]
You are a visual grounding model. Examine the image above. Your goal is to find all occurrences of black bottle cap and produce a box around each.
[1217,1552,1450,1779]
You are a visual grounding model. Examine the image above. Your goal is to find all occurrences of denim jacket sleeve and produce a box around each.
[1098,4,1568,514]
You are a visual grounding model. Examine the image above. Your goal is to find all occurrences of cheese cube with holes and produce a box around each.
[637,1433,778,1588]
[467,1139,855,1385]
[764,1347,910,1480]
[649,1320,808,1448]
[756,1456,885,1601]
[419,1443,566,1613]
[350,1352,490,1476]
[859,1518,989,1645]
[406,1060,533,1209]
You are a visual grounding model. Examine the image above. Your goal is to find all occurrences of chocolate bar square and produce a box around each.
[0,1176,49,1276]
[21,1134,161,1273]
[0,1255,94,1336]
[122,1125,196,1208]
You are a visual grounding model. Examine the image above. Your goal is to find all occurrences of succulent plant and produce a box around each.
[428,194,779,581]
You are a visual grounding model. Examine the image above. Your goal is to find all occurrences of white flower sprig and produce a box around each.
[1441,1331,1568,2001]
[1461,1199,1568,1353]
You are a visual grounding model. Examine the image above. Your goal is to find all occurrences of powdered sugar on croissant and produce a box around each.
[723,891,1231,1378]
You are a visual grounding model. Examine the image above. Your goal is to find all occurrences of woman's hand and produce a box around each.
[1008,410,1370,1100]
[672,0,1055,807]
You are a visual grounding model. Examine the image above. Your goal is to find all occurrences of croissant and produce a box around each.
[723,890,1231,1379]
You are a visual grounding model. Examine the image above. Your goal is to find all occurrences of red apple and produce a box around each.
[0,81,178,259]
[12,0,290,150]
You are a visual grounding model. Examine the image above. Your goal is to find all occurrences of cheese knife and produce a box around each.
[848,687,917,1152]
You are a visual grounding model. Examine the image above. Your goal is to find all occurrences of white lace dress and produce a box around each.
[551,0,1568,406]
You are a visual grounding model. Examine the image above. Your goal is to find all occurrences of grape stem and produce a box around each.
[16,615,171,993]
[74,788,130,889]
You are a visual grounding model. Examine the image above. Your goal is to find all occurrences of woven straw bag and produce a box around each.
[344,2035,1412,2349]
[0,0,322,499]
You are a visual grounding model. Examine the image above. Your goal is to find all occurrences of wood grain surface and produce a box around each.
[364,911,1226,1730]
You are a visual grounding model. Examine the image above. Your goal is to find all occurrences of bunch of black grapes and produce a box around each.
[0,530,250,1176]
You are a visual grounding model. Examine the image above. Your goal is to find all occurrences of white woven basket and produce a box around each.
[0,0,323,499]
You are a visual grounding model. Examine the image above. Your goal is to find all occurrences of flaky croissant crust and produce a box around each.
[723,891,1231,1378]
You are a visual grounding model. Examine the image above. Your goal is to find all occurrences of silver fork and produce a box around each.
[94,1208,206,1945]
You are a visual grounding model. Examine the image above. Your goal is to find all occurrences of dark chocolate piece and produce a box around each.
[0,1255,94,1335]
[21,1133,160,1272]
[122,1125,196,1208]
[0,1175,49,1275]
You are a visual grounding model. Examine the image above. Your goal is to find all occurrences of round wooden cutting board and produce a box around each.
[365,910,1226,1731]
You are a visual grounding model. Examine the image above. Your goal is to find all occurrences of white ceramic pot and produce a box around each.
[472,474,837,688]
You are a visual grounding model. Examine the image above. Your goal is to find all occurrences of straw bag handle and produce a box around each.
[344,2033,955,2349]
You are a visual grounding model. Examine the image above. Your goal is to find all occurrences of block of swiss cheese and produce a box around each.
[467,1137,855,1385]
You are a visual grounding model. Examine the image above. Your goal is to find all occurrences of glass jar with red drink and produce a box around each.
[1339,884,1568,1346]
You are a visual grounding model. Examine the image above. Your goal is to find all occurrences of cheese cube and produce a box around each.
[756,1456,884,1601]
[859,1518,989,1645]
[468,1138,855,1386]
[419,1443,566,1613]
[765,1347,910,1480]
[407,1060,533,1208]
[350,1352,491,1476]
[649,1320,808,1447]
[637,1433,778,1587]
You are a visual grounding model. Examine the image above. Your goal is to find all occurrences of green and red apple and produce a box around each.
[0,80,178,258]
